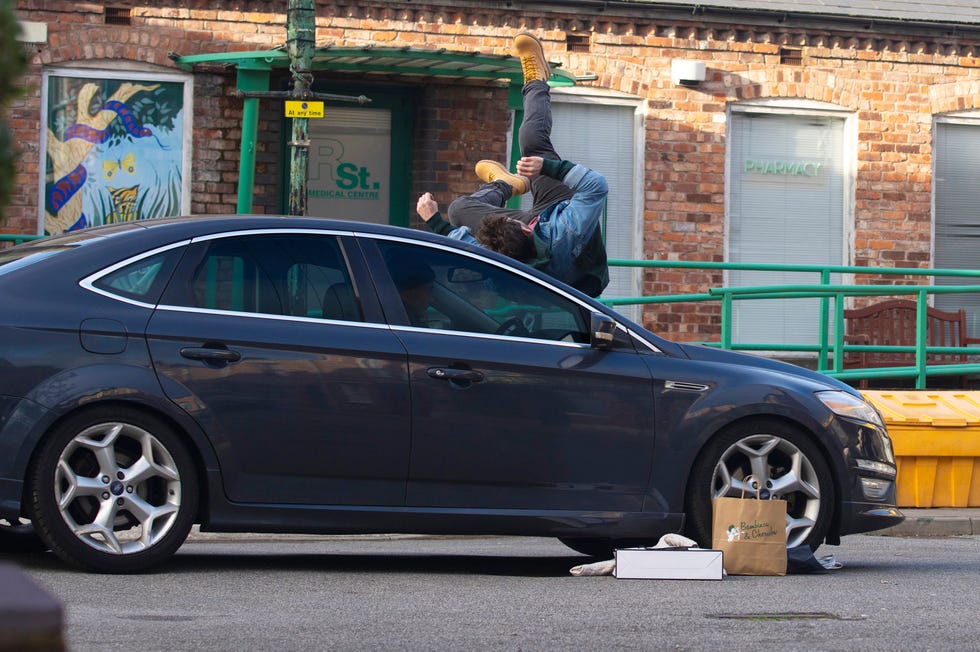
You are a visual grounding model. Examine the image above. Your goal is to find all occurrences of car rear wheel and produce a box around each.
[684,419,834,550]
[29,407,198,573]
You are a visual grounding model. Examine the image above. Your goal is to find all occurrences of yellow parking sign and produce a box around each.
[285,101,324,119]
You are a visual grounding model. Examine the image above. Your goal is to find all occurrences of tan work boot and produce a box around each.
[514,32,551,84]
[475,160,529,196]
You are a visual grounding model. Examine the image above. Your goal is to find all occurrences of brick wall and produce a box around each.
[10,0,980,339]
[410,84,511,229]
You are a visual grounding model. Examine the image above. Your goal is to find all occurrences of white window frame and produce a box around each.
[724,99,857,353]
[932,111,980,335]
[39,64,194,234]
[931,110,980,266]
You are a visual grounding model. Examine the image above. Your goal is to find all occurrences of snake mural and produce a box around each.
[44,80,183,234]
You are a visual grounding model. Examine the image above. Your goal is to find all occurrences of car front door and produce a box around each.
[146,232,411,506]
[369,238,657,512]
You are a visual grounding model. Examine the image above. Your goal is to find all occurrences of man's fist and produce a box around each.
[416,192,439,221]
[515,156,543,178]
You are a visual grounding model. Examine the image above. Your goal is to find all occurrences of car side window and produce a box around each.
[92,249,183,303]
[173,234,362,321]
[377,240,589,342]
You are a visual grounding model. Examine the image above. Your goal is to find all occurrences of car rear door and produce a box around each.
[146,231,411,506]
[366,237,658,513]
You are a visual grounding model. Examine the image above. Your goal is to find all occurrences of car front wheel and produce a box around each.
[29,407,198,573]
[684,419,834,550]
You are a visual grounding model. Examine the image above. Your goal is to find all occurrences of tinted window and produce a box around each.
[173,234,362,321]
[377,240,588,342]
[92,249,182,302]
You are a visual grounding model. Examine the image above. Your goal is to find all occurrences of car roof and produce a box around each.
[20,214,570,298]
[33,215,430,243]
[25,215,492,260]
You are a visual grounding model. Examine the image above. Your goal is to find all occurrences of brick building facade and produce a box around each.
[9,0,980,343]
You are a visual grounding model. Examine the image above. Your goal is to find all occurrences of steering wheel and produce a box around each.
[494,316,530,337]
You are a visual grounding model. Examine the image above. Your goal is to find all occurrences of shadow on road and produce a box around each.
[6,547,593,577]
[167,550,589,577]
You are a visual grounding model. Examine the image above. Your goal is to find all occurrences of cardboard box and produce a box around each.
[614,548,724,580]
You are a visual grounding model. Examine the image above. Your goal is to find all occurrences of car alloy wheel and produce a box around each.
[685,419,834,550]
[29,407,198,573]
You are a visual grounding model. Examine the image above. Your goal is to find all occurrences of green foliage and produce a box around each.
[0,0,28,216]
[104,83,184,147]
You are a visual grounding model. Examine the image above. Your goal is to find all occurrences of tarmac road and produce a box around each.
[9,514,980,652]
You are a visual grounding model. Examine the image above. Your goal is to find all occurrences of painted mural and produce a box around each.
[44,74,185,234]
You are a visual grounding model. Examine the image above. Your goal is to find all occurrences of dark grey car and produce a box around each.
[0,216,902,572]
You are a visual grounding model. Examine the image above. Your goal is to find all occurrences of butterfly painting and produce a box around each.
[103,152,137,181]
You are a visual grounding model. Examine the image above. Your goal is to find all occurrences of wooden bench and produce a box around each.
[842,299,980,387]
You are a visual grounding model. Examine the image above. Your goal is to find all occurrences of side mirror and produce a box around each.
[590,312,616,350]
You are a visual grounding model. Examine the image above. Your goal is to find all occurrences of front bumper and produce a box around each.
[834,416,903,536]
[839,501,905,536]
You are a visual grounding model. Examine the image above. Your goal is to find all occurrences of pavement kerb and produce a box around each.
[184,508,979,543]
[183,527,504,543]
[871,508,978,538]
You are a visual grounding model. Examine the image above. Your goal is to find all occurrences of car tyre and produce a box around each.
[29,407,198,573]
[684,418,835,551]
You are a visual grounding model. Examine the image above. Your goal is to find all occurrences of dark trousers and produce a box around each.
[447,80,575,231]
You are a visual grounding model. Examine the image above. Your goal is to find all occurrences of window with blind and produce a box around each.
[727,107,848,347]
[520,91,642,316]
[934,117,980,337]
[307,107,392,224]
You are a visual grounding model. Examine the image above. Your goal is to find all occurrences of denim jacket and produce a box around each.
[427,160,610,297]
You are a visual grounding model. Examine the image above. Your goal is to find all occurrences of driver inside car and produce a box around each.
[383,248,437,328]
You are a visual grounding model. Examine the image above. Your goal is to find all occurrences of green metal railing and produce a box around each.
[606,259,980,389]
[0,233,44,246]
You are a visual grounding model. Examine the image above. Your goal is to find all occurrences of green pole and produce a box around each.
[721,291,733,349]
[916,290,928,389]
[833,292,845,373]
[817,269,831,371]
[286,0,315,216]
[506,83,524,210]
[235,66,270,214]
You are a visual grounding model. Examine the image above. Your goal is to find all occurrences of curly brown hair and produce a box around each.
[476,214,535,262]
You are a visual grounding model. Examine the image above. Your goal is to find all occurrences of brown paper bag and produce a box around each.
[711,478,788,576]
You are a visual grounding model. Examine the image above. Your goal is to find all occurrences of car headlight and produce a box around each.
[816,390,885,428]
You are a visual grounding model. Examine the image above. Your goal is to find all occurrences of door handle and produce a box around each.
[180,346,242,363]
[427,367,484,382]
